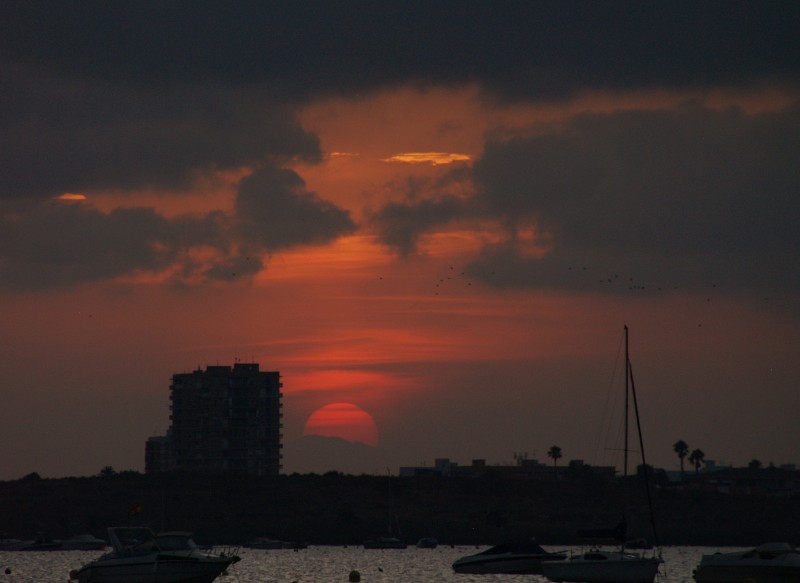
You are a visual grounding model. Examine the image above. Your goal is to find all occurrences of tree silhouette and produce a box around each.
[748,459,762,469]
[688,449,705,475]
[547,445,562,480]
[673,440,689,482]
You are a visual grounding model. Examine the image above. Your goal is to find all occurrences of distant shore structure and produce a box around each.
[145,362,283,476]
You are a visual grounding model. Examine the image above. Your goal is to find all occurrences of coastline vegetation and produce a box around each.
[1,469,798,547]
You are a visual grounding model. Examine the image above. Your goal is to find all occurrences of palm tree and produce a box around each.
[673,440,689,482]
[688,449,705,475]
[547,446,562,480]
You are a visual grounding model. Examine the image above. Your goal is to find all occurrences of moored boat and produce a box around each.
[452,540,566,574]
[692,542,800,583]
[541,327,663,583]
[69,527,239,583]
[18,532,62,551]
[0,538,31,550]
[363,536,406,549]
[542,550,662,583]
[244,537,307,550]
[61,533,108,551]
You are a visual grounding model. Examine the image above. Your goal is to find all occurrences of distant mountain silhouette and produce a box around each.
[282,435,385,475]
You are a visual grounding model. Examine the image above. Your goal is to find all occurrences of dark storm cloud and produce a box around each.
[465,103,800,293]
[235,165,357,250]
[369,168,473,255]
[2,1,798,100]
[1,0,798,291]
[370,196,469,256]
[0,201,226,289]
[0,162,359,289]
[1,0,798,203]
[0,62,321,200]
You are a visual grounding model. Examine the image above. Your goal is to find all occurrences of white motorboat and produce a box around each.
[61,533,108,550]
[542,327,663,583]
[693,542,800,583]
[416,537,438,549]
[18,532,62,550]
[69,527,239,583]
[244,536,307,550]
[362,536,407,549]
[452,541,566,574]
[0,538,32,550]
[542,549,662,583]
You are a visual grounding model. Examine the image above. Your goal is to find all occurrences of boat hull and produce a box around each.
[542,554,662,583]
[363,537,406,549]
[693,564,800,583]
[73,553,235,583]
[693,545,800,583]
[453,554,564,574]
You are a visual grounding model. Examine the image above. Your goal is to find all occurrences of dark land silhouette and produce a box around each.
[1,469,798,548]
[282,435,385,476]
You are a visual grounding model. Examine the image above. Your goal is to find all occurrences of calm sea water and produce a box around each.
[0,545,745,583]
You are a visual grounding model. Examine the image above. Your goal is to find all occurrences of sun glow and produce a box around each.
[383,152,471,165]
[57,193,87,201]
[303,402,379,446]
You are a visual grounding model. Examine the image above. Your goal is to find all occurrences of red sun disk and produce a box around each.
[303,402,379,447]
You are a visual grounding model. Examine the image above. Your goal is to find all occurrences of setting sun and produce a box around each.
[303,403,379,447]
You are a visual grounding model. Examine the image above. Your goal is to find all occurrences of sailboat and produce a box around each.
[541,326,663,583]
[363,469,407,549]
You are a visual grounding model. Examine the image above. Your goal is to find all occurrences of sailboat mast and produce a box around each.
[628,356,660,551]
[624,325,629,479]
[626,326,661,553]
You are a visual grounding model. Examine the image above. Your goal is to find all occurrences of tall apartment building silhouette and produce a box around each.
[146,362,282,475]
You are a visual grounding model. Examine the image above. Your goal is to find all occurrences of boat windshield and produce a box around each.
[155,533,198,551]
[480,542,548,555]
[108,527,159,553]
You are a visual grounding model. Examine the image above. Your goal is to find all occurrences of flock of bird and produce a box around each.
[399,259,740,331]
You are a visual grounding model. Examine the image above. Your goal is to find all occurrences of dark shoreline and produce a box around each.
[1,472,797,547]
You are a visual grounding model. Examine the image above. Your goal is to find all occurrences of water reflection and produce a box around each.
[0,545,746,583]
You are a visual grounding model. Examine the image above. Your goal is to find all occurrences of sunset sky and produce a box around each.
[1,1,799,480]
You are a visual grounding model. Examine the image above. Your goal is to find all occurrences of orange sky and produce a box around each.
[1,83,799,479]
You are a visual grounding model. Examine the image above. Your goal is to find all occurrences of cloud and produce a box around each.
[0,62,321,200]
[0,162,358,289]
[367,102,800,294]
[2,2,797,101]
[235,165,357,250]
[467,102,800,293]
[2,2,797,293]
[0,200,221,289]
[370,196,470,256]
